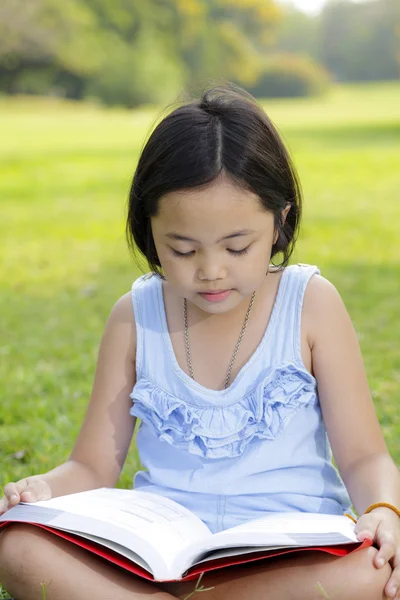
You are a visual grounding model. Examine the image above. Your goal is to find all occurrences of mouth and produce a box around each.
[198,289,232,303]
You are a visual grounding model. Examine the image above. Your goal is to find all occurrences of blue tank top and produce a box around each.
[129,264,353,532]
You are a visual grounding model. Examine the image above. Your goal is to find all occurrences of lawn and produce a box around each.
[0,80,399,507]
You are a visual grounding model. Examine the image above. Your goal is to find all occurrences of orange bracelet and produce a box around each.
[364,502,400,518]
[344,513,357,524]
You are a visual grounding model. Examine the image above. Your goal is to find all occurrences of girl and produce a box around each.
[0,83,399,600]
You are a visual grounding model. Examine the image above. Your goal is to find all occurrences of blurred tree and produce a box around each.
[319,0,399,81]
[247,52,330,98]
[270,0,399,83]
[83,0,187,106]
[0,0,398,103]
[272,6,320,59]
[0,0,103,94]
[0,0,281,105]
[152,0,280,89]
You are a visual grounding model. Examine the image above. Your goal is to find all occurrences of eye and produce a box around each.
[228,245,250,256]
[171,249,195,258]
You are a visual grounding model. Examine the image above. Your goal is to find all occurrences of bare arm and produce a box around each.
[303,275,400,514]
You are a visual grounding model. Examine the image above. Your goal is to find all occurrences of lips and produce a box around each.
[199,290,232,303]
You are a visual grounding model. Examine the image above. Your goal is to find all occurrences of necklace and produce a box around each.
[183,291,256,390]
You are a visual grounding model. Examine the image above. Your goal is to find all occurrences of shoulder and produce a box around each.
[302,273,353,348]
[109,272,157,325]
[304,272,342,306]
[101,291,137,361]
[108,291,135,323]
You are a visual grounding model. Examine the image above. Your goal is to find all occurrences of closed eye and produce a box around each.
[171,249,195,258]
[171,245,251,258]
[228,245,250,256]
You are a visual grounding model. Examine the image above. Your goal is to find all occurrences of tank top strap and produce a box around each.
[269,263,320,365]
[131,272,165,380]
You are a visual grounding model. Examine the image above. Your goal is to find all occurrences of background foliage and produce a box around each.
[274,0,399,82]
[0,0,398,105]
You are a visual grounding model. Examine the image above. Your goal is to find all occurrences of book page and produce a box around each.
[192,545,286,565]
[207,512,358,551]
[1,488,211,581]
[58,528,153,573]
[175,511,358,572]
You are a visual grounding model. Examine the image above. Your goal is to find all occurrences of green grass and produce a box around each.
[0,81,399,516]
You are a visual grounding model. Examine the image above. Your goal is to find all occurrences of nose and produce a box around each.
[197,255,227,281]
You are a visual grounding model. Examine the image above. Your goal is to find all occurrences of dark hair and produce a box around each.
[126,81,302,275]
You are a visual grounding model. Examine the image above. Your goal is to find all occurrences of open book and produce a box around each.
[0,488,370,582]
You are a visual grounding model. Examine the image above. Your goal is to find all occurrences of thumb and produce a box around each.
[354,514,376,542]
[3,480,28,504]
[356,530,374,542]
[0,479,29,515]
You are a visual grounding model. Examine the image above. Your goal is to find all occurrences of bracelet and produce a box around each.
[364,502,400,518]
[344,513,357,524]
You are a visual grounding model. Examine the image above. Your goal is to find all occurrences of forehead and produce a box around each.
[153,178,270,233]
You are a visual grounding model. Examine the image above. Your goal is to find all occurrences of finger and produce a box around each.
[3,481,26,505]
[0,485,25,515]
[0,496,10,515]
[5,479,29,496]
[384,565,400,599]
[356,529,374,542]
[354,514,379,539]
[374,522,397,566]
[375,539,396,567]
[392,551,400,571]
[20,480,51,503]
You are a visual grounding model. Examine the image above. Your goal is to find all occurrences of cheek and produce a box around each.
[244,243,272,271]
[159,256,193,284]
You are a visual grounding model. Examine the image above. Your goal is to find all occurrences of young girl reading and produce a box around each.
[1,83,399,600]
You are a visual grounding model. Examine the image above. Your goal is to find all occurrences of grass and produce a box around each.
[0,81,399,597]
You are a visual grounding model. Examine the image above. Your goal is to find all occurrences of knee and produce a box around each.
[351,546,392,599]
[0,524,24,571]
[0,524,42,581]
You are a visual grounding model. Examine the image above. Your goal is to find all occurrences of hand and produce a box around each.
[355,507,400,599]
[0,477,52,516]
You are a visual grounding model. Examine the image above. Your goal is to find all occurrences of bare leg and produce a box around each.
[0,524,176,600]
[161,547,393,600]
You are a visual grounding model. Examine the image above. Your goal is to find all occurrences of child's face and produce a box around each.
[151,176,284,314]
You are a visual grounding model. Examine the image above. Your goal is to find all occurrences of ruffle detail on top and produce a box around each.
[130,365,316,459]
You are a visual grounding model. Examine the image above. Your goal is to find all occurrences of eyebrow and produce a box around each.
[165,229,255,243]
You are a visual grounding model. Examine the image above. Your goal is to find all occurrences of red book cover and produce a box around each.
[0,521,372,583]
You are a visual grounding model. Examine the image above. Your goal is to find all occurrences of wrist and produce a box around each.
[364,502,400,519]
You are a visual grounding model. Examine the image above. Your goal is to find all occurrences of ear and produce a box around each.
[273,203,291,244]
[281,202,291,225]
